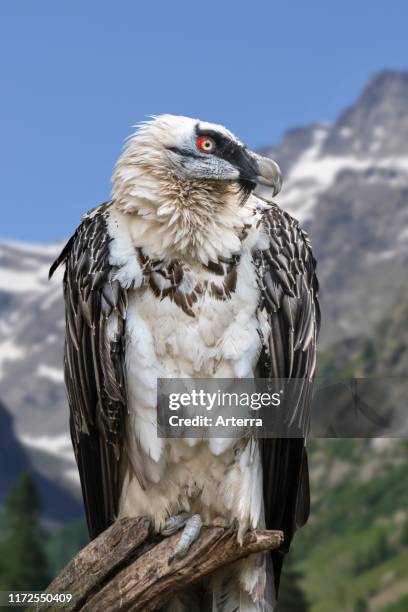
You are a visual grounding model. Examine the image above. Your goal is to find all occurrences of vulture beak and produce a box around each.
[254,155,283,196]
[237,149,282,197]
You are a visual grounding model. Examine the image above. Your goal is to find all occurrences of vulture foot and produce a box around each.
[168,514,203,561]
[161,512,190,536]
[207,515,230,528]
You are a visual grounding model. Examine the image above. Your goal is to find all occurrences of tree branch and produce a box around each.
[36,517,284,612]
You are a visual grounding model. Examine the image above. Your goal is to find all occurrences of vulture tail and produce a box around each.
[210,559,275,612]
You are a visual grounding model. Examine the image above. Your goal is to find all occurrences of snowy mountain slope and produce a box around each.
[270,71,408,344]
[267,71,408,222]
[0,241,78,495]
[0,69,408,502]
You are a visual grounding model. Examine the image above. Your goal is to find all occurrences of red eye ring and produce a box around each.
[197,136,215,153]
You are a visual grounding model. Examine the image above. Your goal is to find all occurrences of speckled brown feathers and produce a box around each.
[254,203,320,596]
[50,203,128,539]
[137,249,241,317]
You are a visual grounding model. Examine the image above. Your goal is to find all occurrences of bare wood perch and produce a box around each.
[36,517,284,612]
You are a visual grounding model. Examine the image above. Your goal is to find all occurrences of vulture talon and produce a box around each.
[161,512,190,536]
[169,514,203,561]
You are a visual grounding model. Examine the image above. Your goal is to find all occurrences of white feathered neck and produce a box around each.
[111,127,256,265]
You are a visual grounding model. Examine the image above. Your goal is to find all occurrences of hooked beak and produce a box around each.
[254,155,282,196]
[238,150,283,197]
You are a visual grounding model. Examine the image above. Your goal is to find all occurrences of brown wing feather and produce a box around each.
[50,203,128,539]
[254,204,320,597]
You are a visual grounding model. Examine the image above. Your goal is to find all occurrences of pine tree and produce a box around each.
[276,553,309,611]
[401,519,408,547]
[0,473,50,590]
[353,597,368,612]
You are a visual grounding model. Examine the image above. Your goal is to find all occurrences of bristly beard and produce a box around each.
[238,179,256,207]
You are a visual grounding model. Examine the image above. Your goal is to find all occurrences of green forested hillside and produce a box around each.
[46,519,88,575]
[294,439,408,611]
[292,286,408,611]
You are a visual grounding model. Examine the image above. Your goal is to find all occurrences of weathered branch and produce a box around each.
[36,517,284,612]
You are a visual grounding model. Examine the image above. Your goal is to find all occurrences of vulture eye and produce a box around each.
[197,136,215,153]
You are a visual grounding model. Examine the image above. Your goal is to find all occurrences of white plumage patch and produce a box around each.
[108,207,144,289]
[109,196,267,539]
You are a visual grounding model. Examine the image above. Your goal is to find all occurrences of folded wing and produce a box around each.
[50,203,128,538]
[254,204,320,595]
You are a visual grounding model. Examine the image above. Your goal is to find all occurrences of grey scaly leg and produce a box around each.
[161,512,190,536]
[169,514,203,560]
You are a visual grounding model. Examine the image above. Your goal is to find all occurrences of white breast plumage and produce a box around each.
[107,205,264,539]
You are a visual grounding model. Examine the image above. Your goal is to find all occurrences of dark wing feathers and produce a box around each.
[50,203,128,539]
[254,204,320,596]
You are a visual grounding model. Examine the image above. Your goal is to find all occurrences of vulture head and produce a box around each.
[111,115,282,263]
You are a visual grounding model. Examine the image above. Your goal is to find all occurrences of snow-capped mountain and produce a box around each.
[0,240,78,500]
[1,70,407,513]
[266,70,408,344]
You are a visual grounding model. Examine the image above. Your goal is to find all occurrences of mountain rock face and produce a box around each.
[268,70,408,345]
[0,398,28,497]
[0,241,78,503]
[322,71,408,157]
[0,70,407,511]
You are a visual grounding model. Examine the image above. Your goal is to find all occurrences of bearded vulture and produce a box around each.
[50,115,319,612]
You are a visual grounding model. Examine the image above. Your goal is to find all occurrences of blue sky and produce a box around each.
[1,0,408,242]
